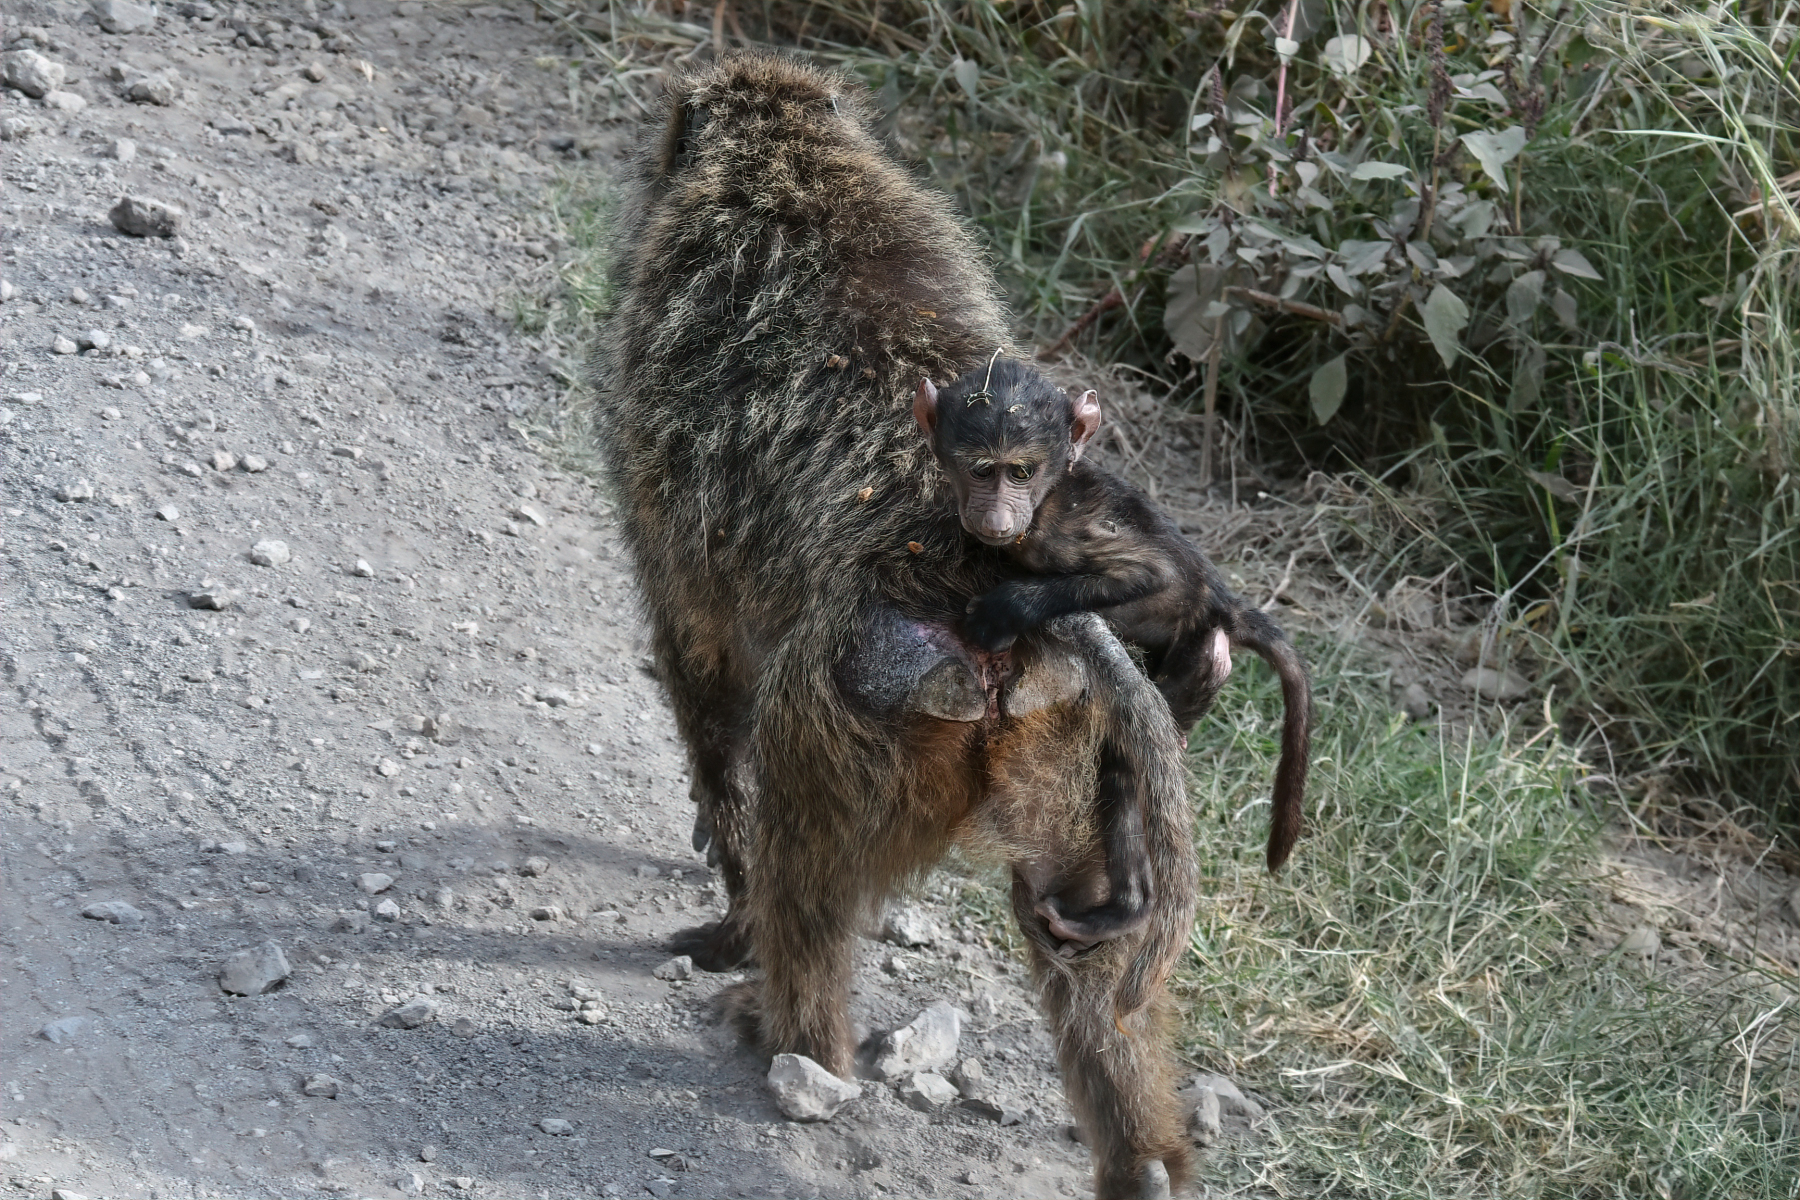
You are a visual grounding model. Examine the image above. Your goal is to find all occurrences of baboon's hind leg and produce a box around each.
[652,628,756,971]
[1015,884,1192,1200]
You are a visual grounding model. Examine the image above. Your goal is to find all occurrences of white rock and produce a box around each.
[377,995,439,1029]
[218,940,291,995]
[872,1000,966,1082]
[301,1073,339,1097]
[210,449,236,472]
[539,1118,574,1135]
[2,50,66,98]
[241,454,269,472]
[1461,666,1529,702]
[353,558,375,578]
[652,955,693,981]
[373,898,401,922]
[1180,1073,1264,1119]
[127,75,177,105]
[898,1072,960,1111]
[767,1053,861,1121]
[81,900,146,925]
[54,478,95,502]
[92,0,158,34]
[156,504,180,522]
[53,335,78,355]
[1187,1085,1222,1144]
[881,904,939,947]
[42,90,87,113]
[358,872,395,895]
[249,539,290,567]
[39,1017,87,1044]
[109,195,185,238]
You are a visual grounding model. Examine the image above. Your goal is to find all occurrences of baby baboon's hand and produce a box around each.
[964,587,1023,652]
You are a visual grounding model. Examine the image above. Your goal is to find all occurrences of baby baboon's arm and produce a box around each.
[966,553,1177,653]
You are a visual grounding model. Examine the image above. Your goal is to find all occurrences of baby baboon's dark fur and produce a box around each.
[594,53,1197,1198]
[917,358,1312,872]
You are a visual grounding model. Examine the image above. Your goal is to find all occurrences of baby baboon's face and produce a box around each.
[913,360,1099,545]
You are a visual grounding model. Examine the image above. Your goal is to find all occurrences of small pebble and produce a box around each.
[377,995,439,1029]
[109,195,186,238]
[302,1073,340,1098]
[284,1033,313,1049]
[241,454,269,472]
[539,1118,574,1135]
[653,955,694,982]
[530,905,563,922]
[81,900,146,925]
[419,1145,439,1163]
[210,449,237,472]
[53,478,95,502]
[519,855,550,877]
[156,504,180,521]
[53,335,78,355]
[353,558,375,578]
[218,940,291,995]
[357,872,394,895]
[373,899,402,922]
[248,539,290,567]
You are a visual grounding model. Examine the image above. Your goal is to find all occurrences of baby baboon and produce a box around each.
[915,356,1312,870]
[596,53,1196,1198]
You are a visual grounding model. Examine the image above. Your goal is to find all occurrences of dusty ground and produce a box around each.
[0,3,1177,1198]
[6,4,1799,1200]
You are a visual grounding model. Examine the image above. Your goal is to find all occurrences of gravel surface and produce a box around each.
[0,3,1240,1197]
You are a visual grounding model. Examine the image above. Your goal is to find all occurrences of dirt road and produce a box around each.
[0,4,1151,1198]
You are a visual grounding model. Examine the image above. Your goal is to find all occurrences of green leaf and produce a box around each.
[1550,247,1604,280]
[1459,126,1529,193]
[1323,34,1372,75]
[1351,161,1411,181]
[951,57,980,101]
[1163,264,1225,362]
[1551,288,1579,330]
[1505,269,1545,326]
[1309,354,1348,425]
[1422,285,1470,368]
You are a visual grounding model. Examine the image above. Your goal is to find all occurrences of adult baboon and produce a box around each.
[595,53,1198,1198]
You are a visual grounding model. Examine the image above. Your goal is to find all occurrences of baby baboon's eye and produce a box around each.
[969,463,995,480]
[1009,463,1035,482]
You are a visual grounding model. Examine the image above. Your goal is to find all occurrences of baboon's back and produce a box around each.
[599,53,1013,627]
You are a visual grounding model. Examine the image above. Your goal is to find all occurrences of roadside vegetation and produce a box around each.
[526,1,1800,1193]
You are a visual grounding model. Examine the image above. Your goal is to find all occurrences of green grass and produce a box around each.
[1178,641,1799,1198]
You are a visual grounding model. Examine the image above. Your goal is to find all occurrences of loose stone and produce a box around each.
[218,940,291,995]
[81,900,146,925]
[767,1054,861,1122]
[377,995,439,1029]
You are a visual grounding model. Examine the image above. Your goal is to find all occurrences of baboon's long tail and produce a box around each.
[1231,606,1311,870]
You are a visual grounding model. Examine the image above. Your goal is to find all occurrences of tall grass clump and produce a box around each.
[557,0,1798,829]
[1183,643,1798,1198]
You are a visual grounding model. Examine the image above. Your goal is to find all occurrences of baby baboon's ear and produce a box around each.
[1069,390,1101,461]
[913,378,941,438]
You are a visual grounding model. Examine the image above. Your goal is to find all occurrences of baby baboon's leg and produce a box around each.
[1031,739,1156,950]
[1151,625,1232,732]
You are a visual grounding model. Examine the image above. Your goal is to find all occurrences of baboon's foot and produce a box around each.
[713,978,762,1047]
[1135,1161,1171,1200]
[669,915,755,971]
